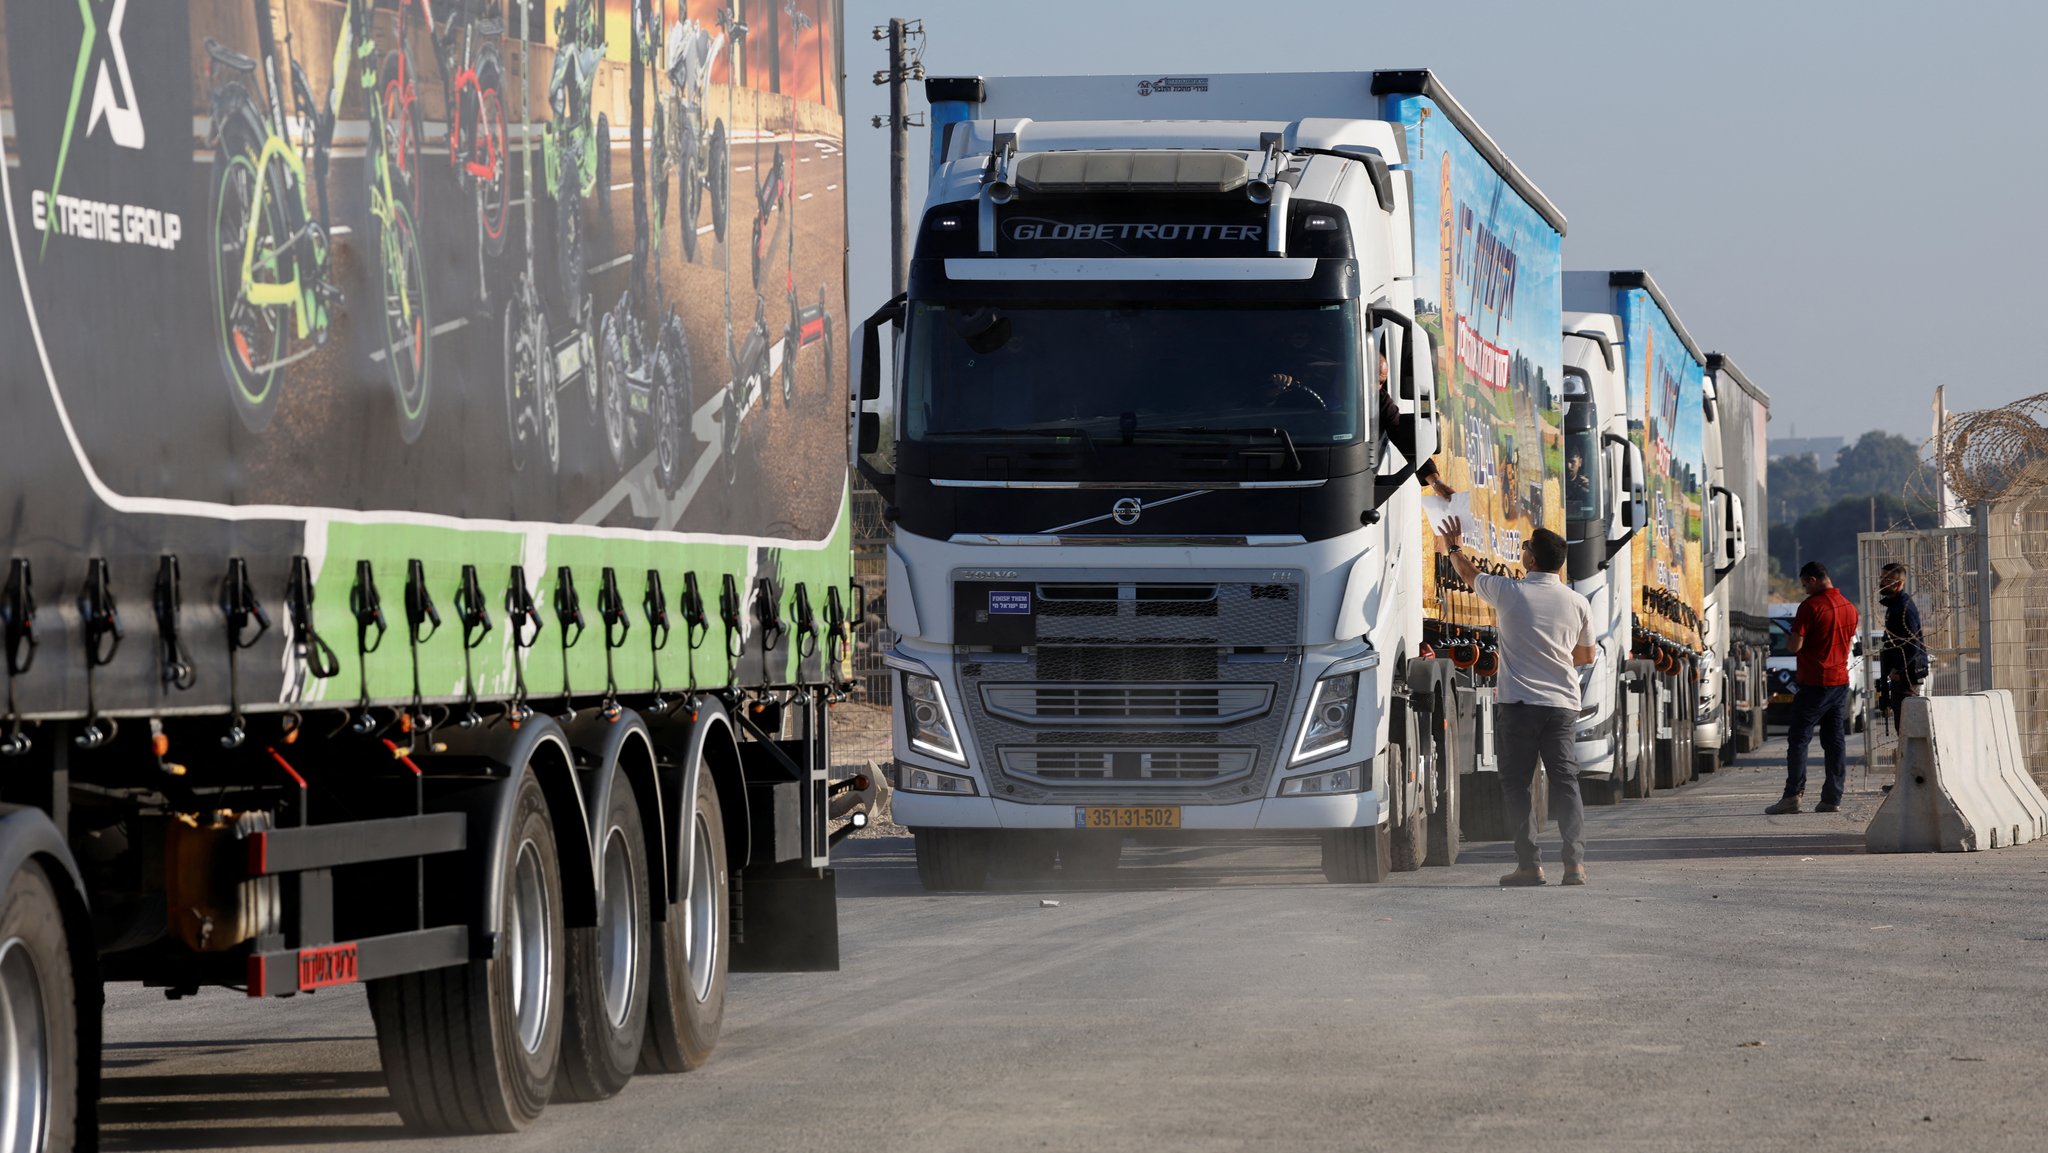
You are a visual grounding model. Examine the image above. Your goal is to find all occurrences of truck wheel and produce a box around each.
[1621,678,1655,800]
[642,767,728,1074]
[1389,698,1426,873]
[0,860,77,1153]
[1321,822,1390,884]
[912,828,989,891]
[988,831,1056,881]
[372,769,564,1133]
[1424,691,1462,866]
[1058,833,1121,877]
[1582,775,1622,806]
[559,771,654,1101]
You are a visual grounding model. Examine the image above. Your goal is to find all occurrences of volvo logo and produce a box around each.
[1112,497,1143,526]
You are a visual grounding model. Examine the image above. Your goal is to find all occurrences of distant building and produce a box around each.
[1769,436,1844,469]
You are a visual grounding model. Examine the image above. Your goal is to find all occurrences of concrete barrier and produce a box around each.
[1866,691,2048,853]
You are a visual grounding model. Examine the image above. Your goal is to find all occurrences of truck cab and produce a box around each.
[854,71,1569,886]
[1561,316,1651,802]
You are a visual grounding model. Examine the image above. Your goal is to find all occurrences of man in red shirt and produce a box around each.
[1767,561,1860,814]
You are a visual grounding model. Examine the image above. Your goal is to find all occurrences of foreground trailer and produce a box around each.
[853,69,1567,884]
[0,0,857,1144]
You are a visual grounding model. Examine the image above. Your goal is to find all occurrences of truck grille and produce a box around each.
[980,683,1274,726]
[998,747,1258,785]
[954,571,1304,804]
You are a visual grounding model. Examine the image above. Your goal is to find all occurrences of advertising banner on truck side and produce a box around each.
[1387,94,1562,618]
[1621,287,1706,646]
[0,0,852,718]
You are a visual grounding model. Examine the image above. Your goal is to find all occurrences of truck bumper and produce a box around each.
[892,789,1384,831]
[1572,736,1618,779]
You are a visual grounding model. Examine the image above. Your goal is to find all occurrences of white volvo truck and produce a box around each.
[852,71,1571,886]
[1562,272,1714,795]
[1558,313,1654,804]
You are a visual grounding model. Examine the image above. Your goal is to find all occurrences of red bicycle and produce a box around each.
[381,0,511,262]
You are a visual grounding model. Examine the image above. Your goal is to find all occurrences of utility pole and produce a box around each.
[871,18,925,297]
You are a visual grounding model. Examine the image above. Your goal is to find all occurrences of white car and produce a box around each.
[1765,603,1867,733]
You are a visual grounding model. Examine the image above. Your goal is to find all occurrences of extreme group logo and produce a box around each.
[34,0,181,256]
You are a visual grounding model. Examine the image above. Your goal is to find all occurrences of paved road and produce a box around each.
[99,737,2048,1151]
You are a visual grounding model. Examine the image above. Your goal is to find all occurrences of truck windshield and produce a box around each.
[902,301,1365,448]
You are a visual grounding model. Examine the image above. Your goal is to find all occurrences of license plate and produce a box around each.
[1075,806,1180,830]
[298,943,359,991]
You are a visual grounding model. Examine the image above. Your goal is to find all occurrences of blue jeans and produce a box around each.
[1784,684,1849,805]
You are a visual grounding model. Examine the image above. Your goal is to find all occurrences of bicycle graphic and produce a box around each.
[205,0,431,443]
[651,1,730,265]
[380,0,512,278]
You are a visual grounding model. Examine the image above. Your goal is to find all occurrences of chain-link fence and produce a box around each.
[1856,490,2048,791]
[850,481,896,706]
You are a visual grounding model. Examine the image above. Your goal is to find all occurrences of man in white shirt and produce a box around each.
[1440,519,1598,886]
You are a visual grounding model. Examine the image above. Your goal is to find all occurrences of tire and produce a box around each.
[653,314,690,497]
[0,860,79,1153]
[595,113,613,220]
[598,309,629,470]
[912,828,989,891]
[379,51,425,226]
[1622,675,1655,800]
[1424,689,1462,866]
[558,769,653,1101]
[380,200,432,444]
[1388,697,1426,873]
[676,115,702,264]
[553,182,586,318]
[505,293,530,472]
[1321,822,1389,884]
[988,831,1057,881]
[1058,833,1121,877]
[1582,775,1622,806]
[210,135,289,434]
[1720,736,1738,766]
[708,120,730,243]
[475,52,511,258]
[641,765,728,1074]
[371,768,565,1133]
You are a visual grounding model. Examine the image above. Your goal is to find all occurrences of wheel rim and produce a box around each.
[599,825,640,1029]
[684,813,718,1003]
[0,937,48,1153]
[508,840,553,1055]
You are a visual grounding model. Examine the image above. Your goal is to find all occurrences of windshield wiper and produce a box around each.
[1150,426,1301,472]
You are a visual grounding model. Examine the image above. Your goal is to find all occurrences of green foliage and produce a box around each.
[1768,431,1937,598]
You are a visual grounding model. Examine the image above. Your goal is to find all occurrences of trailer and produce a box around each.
[852,69,1568,885]
[0,0,857,1144]
[1563,272,1713,792]
[1706,354,1771,754]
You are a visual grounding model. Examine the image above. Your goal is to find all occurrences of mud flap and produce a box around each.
[730,863,840,973]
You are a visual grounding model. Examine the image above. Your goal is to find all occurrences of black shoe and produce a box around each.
[1764,795,1802,815]
[1815,801,1840,813]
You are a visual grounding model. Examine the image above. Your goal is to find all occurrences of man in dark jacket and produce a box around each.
[1877,562,1929,729]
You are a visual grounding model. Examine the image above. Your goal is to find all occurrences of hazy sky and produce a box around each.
[839,0,2045,445]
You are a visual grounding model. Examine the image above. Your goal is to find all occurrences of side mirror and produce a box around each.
[1711,488,1747,574]
[1604,433,1645,546]
[850,295,905,501]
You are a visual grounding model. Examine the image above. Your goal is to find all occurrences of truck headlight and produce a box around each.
[902,672,966,764]
[1292,672,1358,764]
[899,763,978,796]
[1279,764,1365,796]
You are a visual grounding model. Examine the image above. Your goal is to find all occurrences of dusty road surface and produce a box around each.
[99,736,2048,1152]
